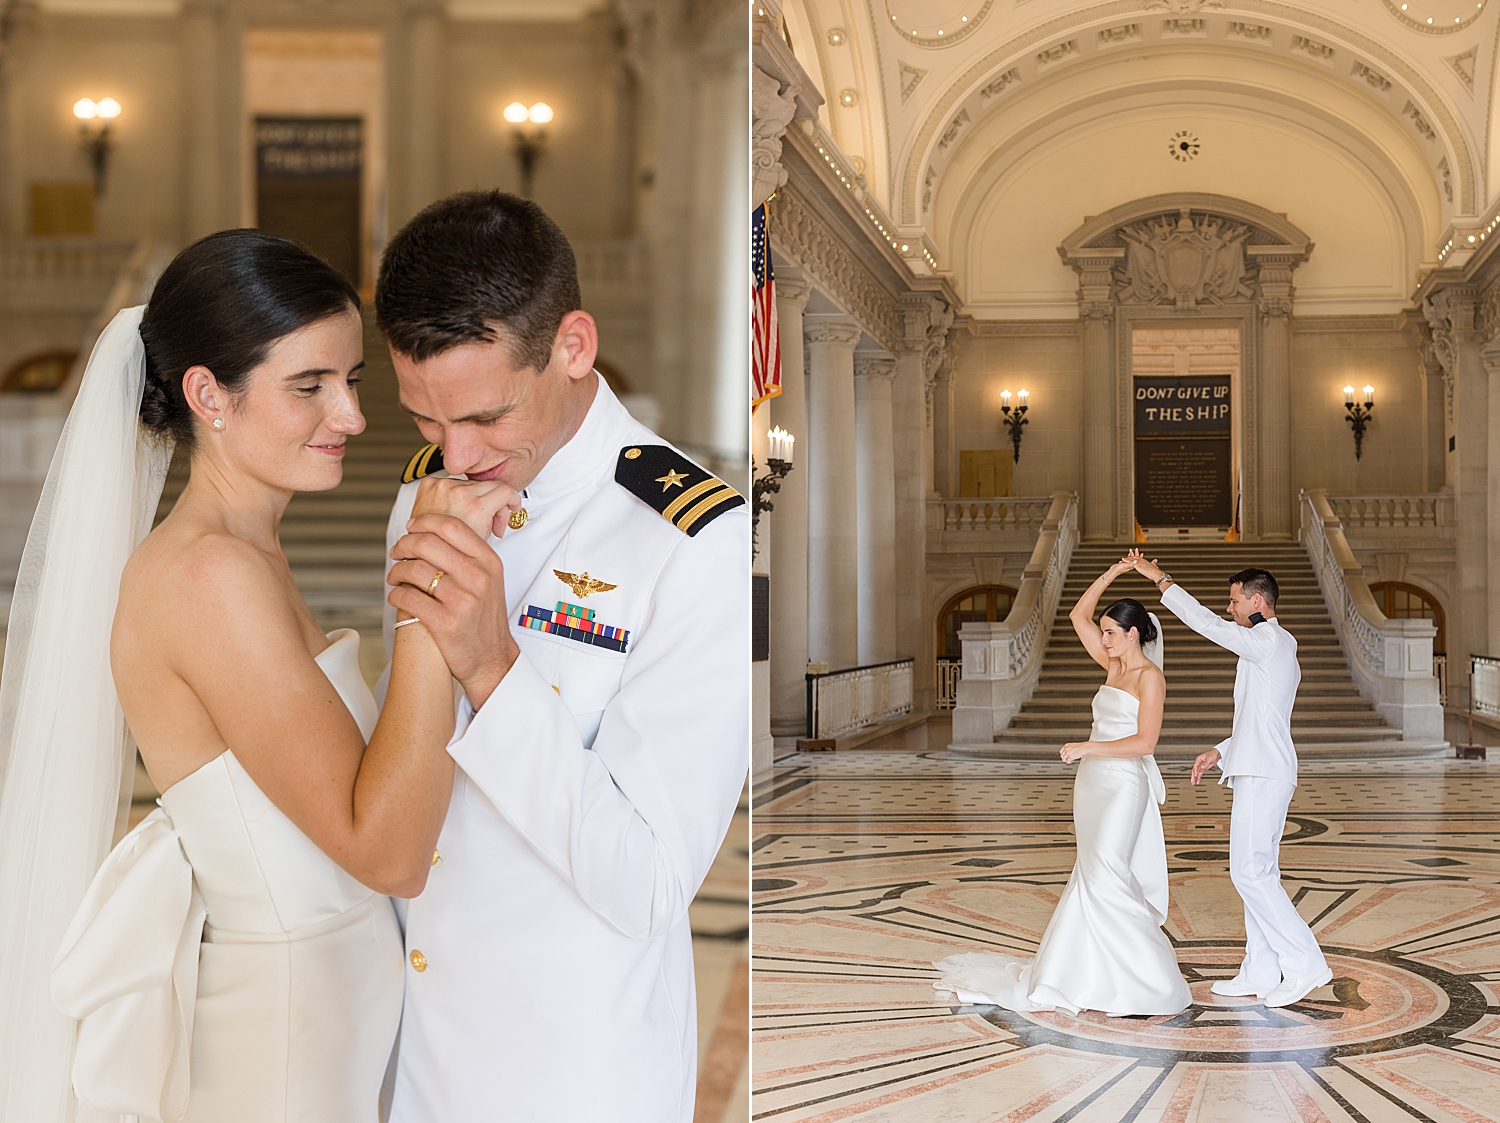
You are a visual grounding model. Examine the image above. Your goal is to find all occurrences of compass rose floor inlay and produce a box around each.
[751,753,1500,1122]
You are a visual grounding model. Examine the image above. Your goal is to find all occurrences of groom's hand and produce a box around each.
[389,513,519,709]
[1191,748,1221,785]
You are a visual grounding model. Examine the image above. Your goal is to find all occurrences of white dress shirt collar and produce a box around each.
[523,373,633,503]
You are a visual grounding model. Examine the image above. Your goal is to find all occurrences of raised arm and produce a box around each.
[1130,552,1274,661]
[1069,559,1135,669]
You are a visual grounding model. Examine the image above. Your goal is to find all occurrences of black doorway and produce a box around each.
[255,117,362,283]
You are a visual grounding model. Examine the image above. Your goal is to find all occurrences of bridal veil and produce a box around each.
[0,306,173,1120]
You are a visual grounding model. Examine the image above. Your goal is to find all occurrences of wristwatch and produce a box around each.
[1155,573,1174,589]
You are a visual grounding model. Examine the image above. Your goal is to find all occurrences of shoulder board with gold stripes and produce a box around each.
[615,444,744,536]
[401,443,445,484]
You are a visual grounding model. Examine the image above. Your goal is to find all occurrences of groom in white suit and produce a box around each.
[1130,555,1332,1008]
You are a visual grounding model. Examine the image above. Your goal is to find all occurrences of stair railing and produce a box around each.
[1300,489,1445,742]
[950,492,1077,745]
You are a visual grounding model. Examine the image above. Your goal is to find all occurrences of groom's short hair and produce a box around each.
[375,190,582,372]
[1230,567,1279,608]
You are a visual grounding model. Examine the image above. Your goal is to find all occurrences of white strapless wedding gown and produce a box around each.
[52,630,404,1123]
[935,686,1191,1016]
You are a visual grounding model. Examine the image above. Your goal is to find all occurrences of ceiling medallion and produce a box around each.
[1380,0,1486,34]
[1169,130,1201,162]
[884,0,995,48]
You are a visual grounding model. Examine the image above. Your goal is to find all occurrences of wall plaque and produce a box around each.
[1135,375,1232,526]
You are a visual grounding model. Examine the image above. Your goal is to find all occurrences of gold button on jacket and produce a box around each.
[410,949,428,973]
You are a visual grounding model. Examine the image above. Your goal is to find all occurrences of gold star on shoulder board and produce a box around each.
[656,468,689,491]
[554,569,618,598]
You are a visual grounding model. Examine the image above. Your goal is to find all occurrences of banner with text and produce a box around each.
[1134,375,1233,527]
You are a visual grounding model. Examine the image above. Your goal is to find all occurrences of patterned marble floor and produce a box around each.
[752,752,1500,1123]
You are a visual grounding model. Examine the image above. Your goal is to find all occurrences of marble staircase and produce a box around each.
[156,310,422,634]
[955,542,1447,762]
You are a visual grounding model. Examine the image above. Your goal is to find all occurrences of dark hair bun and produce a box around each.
[138,230,359,451]
[1102,598,1157,646]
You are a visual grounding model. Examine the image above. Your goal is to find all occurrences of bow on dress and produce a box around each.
[51,807,206,1123]
[1130,757,1171,924]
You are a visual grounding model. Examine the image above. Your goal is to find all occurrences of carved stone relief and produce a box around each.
[751,66,797,210]
[1116,209,1254,310]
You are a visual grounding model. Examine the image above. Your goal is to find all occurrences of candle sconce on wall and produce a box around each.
[73,98,120,196]
[752,426,795,560]
[1000,388,1029,463]
[503,101,553,198]
[1344,384,1374,459]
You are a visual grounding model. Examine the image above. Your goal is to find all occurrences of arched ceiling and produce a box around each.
[781,0,1500,307]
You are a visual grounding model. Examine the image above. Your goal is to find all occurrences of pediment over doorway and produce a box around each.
[1059,193,1313,312]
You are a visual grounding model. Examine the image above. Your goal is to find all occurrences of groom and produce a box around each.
[1130,554,1332,1008]
[373,191,749,1120]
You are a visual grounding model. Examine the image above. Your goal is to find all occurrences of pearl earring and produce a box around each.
[212,418,224,430]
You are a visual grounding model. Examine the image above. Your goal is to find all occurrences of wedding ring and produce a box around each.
[426,570,445,596]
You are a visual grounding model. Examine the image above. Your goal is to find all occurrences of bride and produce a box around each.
[0,231,515,1121]
[935,557,1191,1017]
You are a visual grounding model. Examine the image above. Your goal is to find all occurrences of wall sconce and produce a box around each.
[73,97,120,196]
[1344,384,1374,459]
[751,426,795,560]
[503,101,553,198]
[1000,387,1029,463]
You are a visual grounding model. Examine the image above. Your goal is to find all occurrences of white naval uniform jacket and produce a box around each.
[1160,583,1301,786]
[380,380,749,1122]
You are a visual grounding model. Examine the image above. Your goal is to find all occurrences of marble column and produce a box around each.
[1256,255,1298,540]
[1417,339,1449,494]
[855,355,898,666]
[768,268,811,736]
[1428,289,1486,706]
[1080,302,1116,541]
[804,315,862,671]
[403,0,445,224]
[182,0,225,240]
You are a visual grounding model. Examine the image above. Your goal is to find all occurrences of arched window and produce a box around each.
[937,585,1018,659]
[1369,582,1445,654]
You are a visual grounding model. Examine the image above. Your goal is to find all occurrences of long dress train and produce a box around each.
[52,630,404,1123]
[934,686,1190,1016]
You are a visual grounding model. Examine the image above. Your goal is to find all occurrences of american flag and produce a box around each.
[751,201,781,411]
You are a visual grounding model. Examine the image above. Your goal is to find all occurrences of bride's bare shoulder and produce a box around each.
[120,522,285,619]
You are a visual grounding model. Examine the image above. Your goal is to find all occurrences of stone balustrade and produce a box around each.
[807,658,914,739]
[950,492,1077,745]
[928,495,1053,535]
[1327,492,1453,534]
[1301,489,1445,741]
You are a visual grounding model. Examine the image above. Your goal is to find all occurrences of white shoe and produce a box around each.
[1210,977,1272,998]
[1264,967,1334,1008]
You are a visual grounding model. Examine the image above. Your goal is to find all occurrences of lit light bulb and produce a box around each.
[503,102,529,124]
[96,98,120,118]
[73,98,98,120]
[1000,389,1012,409]
[1344,385,1355,406]
[1018,388,1029,408]
[528,102,553,124]
[1363,384,1374,406]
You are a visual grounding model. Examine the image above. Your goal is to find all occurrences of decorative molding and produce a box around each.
[1116,209,1254,310]
[898,61,927,104]
[770,180,901,351]
[1380,0,1486,36]
[803,318,863,346]
[1161,18,1207,36]
[752,65,798,210]
[1097,23,1141,46]
[1438,157,1453,203]
[1036,39,1080,67]
[1227,21,1272,41]
[1291,34,1335,62]
[1144,0,1224,11]
[937,108,970,151]
[978,68,1021,99]
[853,354,897,380]
[1445,47,1477,94]
[884,0,996,50]
[1351,62,1392,94]
[1404,100,1437,142]
[898,0,1478,223]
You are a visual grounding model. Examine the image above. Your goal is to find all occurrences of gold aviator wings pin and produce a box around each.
[554,570,618,598]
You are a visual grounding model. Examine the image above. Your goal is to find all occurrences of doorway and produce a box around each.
[1131,326,1240,538]
[255,118,362,283]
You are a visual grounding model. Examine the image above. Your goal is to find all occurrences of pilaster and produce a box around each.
[768,269,812,736]
[854,354,897,666]
[1254,250,1298,540]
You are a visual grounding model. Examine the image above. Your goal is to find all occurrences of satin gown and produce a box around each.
[934,686,1191,1016]
[52,630,404,1123]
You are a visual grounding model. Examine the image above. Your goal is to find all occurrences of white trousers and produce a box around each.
[1228,776,1328,987]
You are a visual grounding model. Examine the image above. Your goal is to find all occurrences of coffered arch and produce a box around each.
[936,58,1436,317]
[898,3,1474,240]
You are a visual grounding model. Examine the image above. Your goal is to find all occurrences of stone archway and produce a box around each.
[1059,193,1312,542]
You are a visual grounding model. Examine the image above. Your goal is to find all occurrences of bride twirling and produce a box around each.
[935,558,1191,1017]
